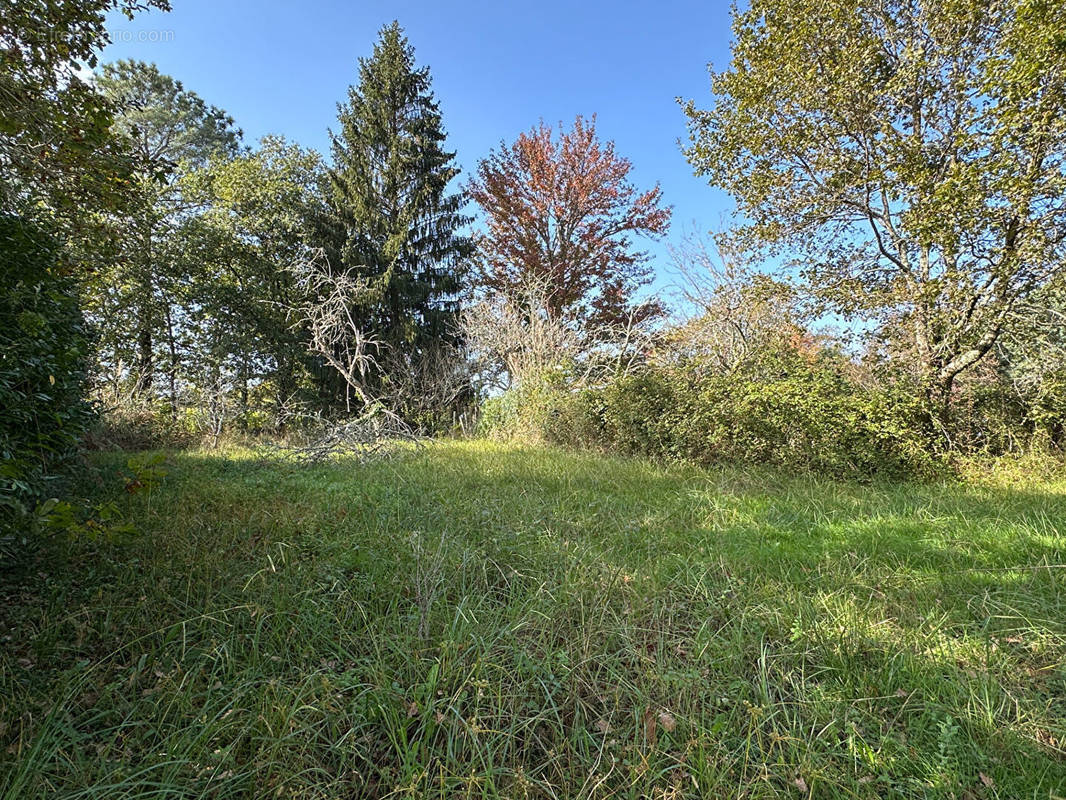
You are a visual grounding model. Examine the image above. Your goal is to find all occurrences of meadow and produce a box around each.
[1,441,1065,799]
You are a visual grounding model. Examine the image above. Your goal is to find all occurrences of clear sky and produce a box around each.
[100,0,737,304]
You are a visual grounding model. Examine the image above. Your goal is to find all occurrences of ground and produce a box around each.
[1,441,1065,798]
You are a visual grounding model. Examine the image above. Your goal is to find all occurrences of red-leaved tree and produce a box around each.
[467,116,671,329]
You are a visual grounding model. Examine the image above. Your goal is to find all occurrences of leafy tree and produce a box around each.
[0,0,169,220]
[682,0,1066,413]
[91,61,241,404]
[324,21,472,382]
[468,115,671,330]
[181,136,326,428]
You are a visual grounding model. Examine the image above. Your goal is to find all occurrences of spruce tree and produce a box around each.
[325,21,471,372]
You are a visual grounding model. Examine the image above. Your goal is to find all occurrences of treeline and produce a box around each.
[3,0,1066,536]
[1,8,481,532]
[81,27,474,439]
[473,0,1066,479]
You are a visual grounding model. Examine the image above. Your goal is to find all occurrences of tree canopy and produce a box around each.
[683,0,1066,406]
[324,21,472,360]
[0,0,171,220]
[468,115,671,329]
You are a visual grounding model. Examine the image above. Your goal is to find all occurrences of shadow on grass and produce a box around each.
[1,442,1064,798]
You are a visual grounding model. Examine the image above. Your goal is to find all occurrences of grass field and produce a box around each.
[1,441,1065,799]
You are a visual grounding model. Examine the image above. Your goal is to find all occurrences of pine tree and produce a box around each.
[325,21,471,372]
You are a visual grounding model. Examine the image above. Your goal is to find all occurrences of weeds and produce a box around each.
[1,441,1064,798]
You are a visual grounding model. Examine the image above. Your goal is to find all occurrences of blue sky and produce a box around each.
[100,0,737,303]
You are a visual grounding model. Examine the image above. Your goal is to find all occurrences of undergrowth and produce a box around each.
[1,441,1064,798]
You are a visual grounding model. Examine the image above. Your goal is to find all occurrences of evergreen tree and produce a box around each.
[324,21,471,379]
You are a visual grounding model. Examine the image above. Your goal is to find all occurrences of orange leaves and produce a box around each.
[467,114,671,329]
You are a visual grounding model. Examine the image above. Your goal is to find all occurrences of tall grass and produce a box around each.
[1,441,1064,798]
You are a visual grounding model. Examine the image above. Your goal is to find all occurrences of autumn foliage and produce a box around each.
[467,116,671,328]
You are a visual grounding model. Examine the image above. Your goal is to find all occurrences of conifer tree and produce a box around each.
[324,21,471,376]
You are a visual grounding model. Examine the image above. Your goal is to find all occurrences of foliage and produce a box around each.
[594,353,939,480]
[490,340,940,480]
[0,0,170,219]
[179,136,326,429]
[1,442,1064,796]
[89,60,241,403]
[0,217,91,539]
[36,454,167,543]
[87,404,199,452]
[468,115,670,330]
[683,0,1066,408]
[322,21,472,401]
[99,60,240,173]
[995,278,1066,447]
[481,251,940,479]
[476,368,584,441]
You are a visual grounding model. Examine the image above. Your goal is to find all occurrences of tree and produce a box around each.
[183,136,326,428]
[92,60,240,403]
[460,273,585,392]
[467,115,671,331]
[460,270,657,394]
[323,21,471,387]
[0,0,170,220]
[664,234,807,378]
[682,0,1066,413]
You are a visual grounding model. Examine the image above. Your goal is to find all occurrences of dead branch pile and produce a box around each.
[256,407,424,464]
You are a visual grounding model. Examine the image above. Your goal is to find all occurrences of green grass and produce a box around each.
[2,440,1065,799]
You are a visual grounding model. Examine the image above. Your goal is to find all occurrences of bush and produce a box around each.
[86,405,199,452]
[940,356,1066,455]
[0,216,92,540]
[476,369,574,441]
[488,347,941,481]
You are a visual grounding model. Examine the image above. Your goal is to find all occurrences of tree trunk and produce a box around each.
[164,302,178,416]
[239,354,250,432]
[135,314,153,398]
[133,224,155,400]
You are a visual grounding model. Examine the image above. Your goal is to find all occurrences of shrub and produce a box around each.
[940,356,1066,455]
[677,355,933,478]
[490,346,941,481]
[86,405,199,452]
[476,369,576,442]
[0,216,92,541]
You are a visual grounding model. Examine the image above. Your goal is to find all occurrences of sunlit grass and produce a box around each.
[2,440,1064,798]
